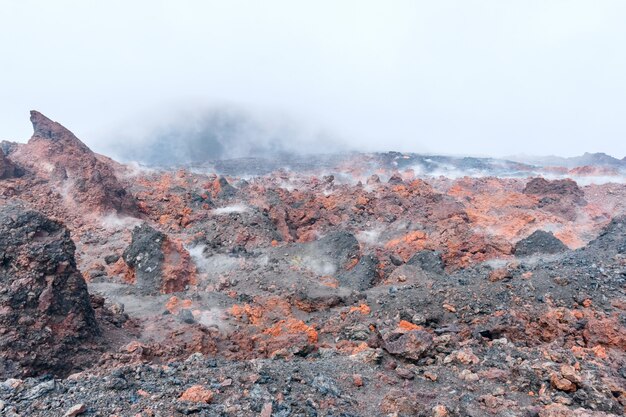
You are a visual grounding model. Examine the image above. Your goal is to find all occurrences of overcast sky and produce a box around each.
[1,1,625,158]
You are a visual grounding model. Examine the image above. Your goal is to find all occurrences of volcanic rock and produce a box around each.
[123,223,196,294]
[10,111,136,214]
[514,230,568,256]
[0,140,19,155]
[195,207,281,255]
[406,250,445,274]
[366,174,381,184]
[388,173,404,184]
[523,177,584,200]
[382,329,433,361]
[337,254,379,291]
[214,176,237,198]
[0,203,98,378]
[291,282,349,312]
[304,231,361,272]
[0,149,20,179]
[587,216,626,253]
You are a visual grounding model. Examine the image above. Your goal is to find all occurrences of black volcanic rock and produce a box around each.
[0,202,98,378]
[514,230,568,257]
[406,250,445,274]
[587,216,626,254]
[123,224,167,295]
[306,231,361,271]
[338,254,378,291]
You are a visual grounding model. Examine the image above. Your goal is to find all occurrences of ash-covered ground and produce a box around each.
[1,112,626,416]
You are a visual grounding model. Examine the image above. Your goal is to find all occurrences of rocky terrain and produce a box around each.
[0,112,626,416]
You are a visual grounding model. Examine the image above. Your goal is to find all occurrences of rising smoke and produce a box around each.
[104,104,347,166]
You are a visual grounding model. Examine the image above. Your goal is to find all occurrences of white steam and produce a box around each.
[212,204,250,215]
[356,228,384,246]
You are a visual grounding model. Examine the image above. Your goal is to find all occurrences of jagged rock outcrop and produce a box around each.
[514,230,568,257]
[10,111,136,214]
[213,176,237,198]
[0,203,98,378]
[123,223,196,294]
[523,177,586,220]
[524,177,586,205]
[0,140,19,155]
[524,177,585,203]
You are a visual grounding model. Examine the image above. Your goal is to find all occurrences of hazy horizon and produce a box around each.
[2,1,626,159]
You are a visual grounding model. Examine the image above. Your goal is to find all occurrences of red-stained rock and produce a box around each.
[179,385,214,403]
[524,177,585,201]
[382,329,434,361]
[10,111,136,215]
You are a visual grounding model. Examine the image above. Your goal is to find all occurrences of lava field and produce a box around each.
[1,112,626,416]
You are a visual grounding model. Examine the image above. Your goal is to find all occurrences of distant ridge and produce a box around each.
[507,152,626,168]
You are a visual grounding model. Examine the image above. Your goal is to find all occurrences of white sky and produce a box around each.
[1,0,625,158]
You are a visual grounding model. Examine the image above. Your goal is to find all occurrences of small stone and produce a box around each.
[488,268,512,282]
[178,309,195,324]
[442,304,456,313]
[260,402,273,417]
[390,254,404,266]
[550,374,576,392]
[2,378,23,389]
[104,254,120,265]
[455,348,480,365]
[382,329,433,360]
[64,404,86,417]
[353,374,364,387]
[424,371,438,381]
[179,385,214,403]
[480,394,500,409]
[459,369,479,382]
[395,367,415,380]
[432,404,449,417]
[560,364,581,385]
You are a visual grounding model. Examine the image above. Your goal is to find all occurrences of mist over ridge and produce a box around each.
[103,104,348,166]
